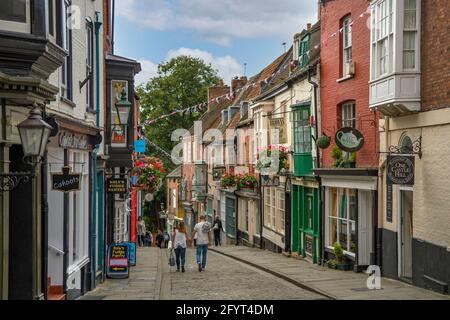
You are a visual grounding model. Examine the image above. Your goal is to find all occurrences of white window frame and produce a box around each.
[0,0,31,33]
[342,101,356,128]
[402,0,419,71]
[325,187,357,257]
[371,0,394,80]
[342,16,353,77]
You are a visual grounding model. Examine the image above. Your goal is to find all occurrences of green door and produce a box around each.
[225,197,236,239]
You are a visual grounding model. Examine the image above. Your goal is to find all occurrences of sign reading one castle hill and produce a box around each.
[387,156,415,186]
[51,167,82,193]
[335,127,365,152]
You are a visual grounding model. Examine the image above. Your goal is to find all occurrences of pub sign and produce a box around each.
[387,155,415,185]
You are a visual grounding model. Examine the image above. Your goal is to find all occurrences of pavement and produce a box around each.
[81,245,450,300]
[210,246,450,300]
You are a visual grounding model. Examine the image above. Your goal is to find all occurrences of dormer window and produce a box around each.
[299,35,310,68]
[0,0,30,33]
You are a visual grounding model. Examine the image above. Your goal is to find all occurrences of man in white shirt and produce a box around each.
[192,214,211,272]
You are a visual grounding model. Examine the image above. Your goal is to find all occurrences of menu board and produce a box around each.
[106,244,129,279]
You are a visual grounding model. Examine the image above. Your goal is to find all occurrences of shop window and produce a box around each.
[326,188,357,256]
[0,0,30,33]
[371,0,394,79]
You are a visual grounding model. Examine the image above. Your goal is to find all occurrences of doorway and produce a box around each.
[399,190,413,281]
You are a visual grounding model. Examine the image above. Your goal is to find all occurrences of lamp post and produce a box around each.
[0,106,53,192]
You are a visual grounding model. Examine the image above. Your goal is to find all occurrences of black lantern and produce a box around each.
[1,106,53,192]
[115,88,132,125]
[17,107,53,163]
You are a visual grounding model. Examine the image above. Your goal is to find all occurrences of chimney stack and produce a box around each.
[231,76,248,95]
[207,79,230,112]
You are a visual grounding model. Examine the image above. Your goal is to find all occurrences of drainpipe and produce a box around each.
[90,11,102,289]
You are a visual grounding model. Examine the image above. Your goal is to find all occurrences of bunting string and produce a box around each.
[139,8,371,127]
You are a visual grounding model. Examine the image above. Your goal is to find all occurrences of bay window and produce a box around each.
[61,0,73,100]
[403,0,417,70]
[299,35,310,69]
[372,0,393,78]
[86,20,94,111]
[292,104,312,176]
[0,0,30,33]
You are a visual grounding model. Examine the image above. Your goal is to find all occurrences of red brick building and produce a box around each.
[315,0,380,271]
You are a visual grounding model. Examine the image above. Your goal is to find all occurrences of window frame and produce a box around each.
[0,0,31,33]
[61,0,73,101]
[403,0,419,71]
[299,34,310,69]
[341,101,356,128]
[292,105,312,155]
[342,15,353,77]
[86,19,95,112]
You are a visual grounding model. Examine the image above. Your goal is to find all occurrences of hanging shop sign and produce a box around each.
[107,178,127,194]
[59,131,89,150]
[51,167,82,193]
[107,244,129,279]
[387,155,415,186]
[261,175,280,187]
[126,242,136,266]
[335,127,365,152]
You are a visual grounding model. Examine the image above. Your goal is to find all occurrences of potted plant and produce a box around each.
[220,172,237,189]
[316,135,331,149]
[331,145,343,168]
[236,173,258,192]
[132,156,166,193]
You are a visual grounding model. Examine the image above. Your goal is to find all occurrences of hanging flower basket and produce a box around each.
[316,136,331,149]
[132,156,166,193]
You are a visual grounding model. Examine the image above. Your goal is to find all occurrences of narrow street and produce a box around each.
[82,247,327,300]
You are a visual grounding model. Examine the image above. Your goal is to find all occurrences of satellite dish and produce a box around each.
[145,193,154,202]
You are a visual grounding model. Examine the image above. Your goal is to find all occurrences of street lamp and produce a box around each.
[0,106,53,192]
[115,88,132,125]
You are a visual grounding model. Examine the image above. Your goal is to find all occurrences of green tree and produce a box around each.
[137,55,220,203]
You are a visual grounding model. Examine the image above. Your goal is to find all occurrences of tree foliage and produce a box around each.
[137,56,220,202]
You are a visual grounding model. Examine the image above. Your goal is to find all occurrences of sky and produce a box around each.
[113,0,319,86]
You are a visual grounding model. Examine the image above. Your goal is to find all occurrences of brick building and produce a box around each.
[372,0,450,294]
[315,0,380,271]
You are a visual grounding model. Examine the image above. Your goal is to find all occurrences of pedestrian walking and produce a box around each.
[164,231,170,248]
[192,214,211,272]
[156,230,164,248]
[137,217,146,247]
[212,214,224,246]
[172,222,190,273]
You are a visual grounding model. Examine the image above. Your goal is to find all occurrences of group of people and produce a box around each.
[136,217,171,248]
[136,214,224,273]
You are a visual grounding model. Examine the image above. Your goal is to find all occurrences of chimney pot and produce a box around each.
[307,23,312,30]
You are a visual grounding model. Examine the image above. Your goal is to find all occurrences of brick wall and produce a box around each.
[320,0,379,168]
[421,0,450,111]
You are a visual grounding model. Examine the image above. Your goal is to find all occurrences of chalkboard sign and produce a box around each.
[52,167,82,193]
[106,244,129,279]
[386,184,393,223]
[126,242,136,266]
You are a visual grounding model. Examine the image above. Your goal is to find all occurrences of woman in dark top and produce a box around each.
[212,215,224,246]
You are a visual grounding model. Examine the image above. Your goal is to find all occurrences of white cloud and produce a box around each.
[134,49,243,86]
[135,59,158,86]
[166,48,243,84]
[116,0,318,46]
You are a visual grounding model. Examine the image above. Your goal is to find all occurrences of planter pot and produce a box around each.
[336,263,352,271]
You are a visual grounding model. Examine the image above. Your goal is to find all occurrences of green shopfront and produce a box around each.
[290,102,321,263]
